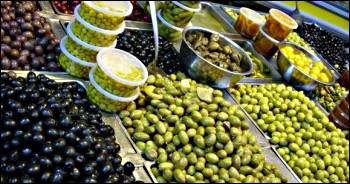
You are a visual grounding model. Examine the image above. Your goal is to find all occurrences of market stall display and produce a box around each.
[118,72,287,183]
[1,1,349,183]
[1,1,61,71]
[229,84,349,183]
[0,72,140,183]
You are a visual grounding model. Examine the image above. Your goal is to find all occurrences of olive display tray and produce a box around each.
[3,70,155,183]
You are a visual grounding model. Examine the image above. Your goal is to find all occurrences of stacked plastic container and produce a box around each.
[157,1,201,41]
[58,1,149,112]
[58,1,131,79]
[87,48,148,112]
[252,9,298,57]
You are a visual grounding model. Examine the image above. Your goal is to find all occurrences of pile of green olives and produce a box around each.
[119,73,287,183]
[230,84,349,183]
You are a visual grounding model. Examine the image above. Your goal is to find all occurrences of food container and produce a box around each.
[94,48,148,97]
[78,1,132,30]
[276,42,335,91]
[234,7,265,39]
[253,26,280,57]
[157,10,185,42]
[264,8,298,41]
[72,5,125,47]
[87,69,140,113]
[180,26,253,88]
[59,36,95,79]
[162,1,201,27]
[65,22,115,63]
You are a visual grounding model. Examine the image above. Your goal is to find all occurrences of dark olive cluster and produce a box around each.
[126,1,151,22]
[295,23,348,73]
[52,1,81,14]
[116,30,182,74]
[1,1,61,71]
[0,72,141,183]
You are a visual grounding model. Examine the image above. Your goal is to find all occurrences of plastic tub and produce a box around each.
[94,48,148,96]
[59,36,96,79]
[179,1,201,9]
[92,66,139,97]
[87,69,140,112]
[264,8,298,41]
[162,1,201,27]
[78,1,132,30]
[234,7,265,39]
[253,26,280,57]
[157,10,185,42]
[72,6,125,47]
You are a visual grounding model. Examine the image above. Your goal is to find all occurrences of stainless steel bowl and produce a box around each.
[179,26,253,88]
[276,42,335,91]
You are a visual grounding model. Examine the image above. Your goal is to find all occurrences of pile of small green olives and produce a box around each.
[71,21,117,47]
[79,2,125,30]
[119,72,287,183]
[93,66,138,97]
[286,32,315,54]
[58,52,91,79]
[65,37,98,63]
[230,84,349,183]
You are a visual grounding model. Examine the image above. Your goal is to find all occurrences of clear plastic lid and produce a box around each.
[96,48,148,86]
[84,1,133,17]
[269,8,298,30]
[60,36,96,67]
[75,5,126,35]
[173,1,201,12]
[66,21,117,51]
[240,7,265,25]
[89,66,140,102]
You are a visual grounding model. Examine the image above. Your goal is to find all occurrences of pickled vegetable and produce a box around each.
[162,1,199,27]
[65,36,98,63]
[311,83,348,112]
[157,11,184,42]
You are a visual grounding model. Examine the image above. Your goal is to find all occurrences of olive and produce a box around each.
[123,162,135,174]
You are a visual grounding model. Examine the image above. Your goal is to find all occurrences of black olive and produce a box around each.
[42,142,54,155]
[41,171,52,182]
[27,163,41,176]
[123,162,135,174]
[52,155,63,165]
[39,157,52,168]
[32,133,44,144]
[51,172,64,183]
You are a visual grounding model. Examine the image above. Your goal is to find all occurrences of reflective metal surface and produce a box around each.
[180,26,253,88]
[276,42,336,91]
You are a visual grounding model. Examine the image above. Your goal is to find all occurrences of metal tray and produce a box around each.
[37,1,55,13]
[191,2,235,33]
[3,70,154,182]
[263,147,302,183]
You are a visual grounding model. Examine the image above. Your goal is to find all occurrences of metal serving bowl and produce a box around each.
[276,42,335,91]
[179,26,253,88]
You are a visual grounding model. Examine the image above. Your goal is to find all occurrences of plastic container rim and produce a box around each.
[60,36,96,67]
[84,1,133,17]
[67,22,117,51]
[172,1,202,12]
[96,48,148,86]
[75,5,126,34]
[89,66,140,102]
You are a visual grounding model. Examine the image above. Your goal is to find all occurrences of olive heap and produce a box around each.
[296,23,348,73]
[52,1,81,14]
[1,1,61,71]
[187,31,244,72]
[119,72,287,183]
[230,84,349,183]
[0,72,140,183]
[116,30,182,74]
[310,83,348,112]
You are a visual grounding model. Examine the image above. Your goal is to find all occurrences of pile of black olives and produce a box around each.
[295,23,348,73]
[1,1,61,71]
[1,72,141,183]
[116,30,182,74]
